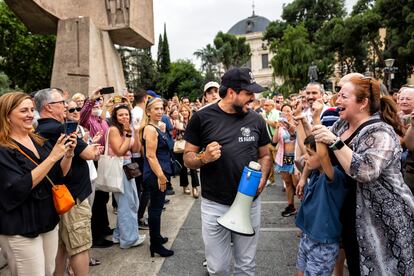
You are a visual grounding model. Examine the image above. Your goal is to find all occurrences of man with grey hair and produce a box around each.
[35,87,102,276]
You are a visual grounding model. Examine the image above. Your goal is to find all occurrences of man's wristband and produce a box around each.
[195,151,207,164]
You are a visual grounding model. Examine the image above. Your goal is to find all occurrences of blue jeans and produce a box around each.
[113,160,140,249]
[143,173,166,246]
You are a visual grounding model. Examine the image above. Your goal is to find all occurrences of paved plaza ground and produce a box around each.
[0,174,349,276]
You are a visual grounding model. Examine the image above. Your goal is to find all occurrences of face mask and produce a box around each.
[92,109,101,116]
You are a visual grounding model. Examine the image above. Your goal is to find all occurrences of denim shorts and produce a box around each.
[296,234,339,275]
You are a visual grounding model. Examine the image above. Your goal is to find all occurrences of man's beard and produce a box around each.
[232,103,248,117]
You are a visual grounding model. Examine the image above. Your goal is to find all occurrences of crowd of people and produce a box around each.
[0,66,413,275]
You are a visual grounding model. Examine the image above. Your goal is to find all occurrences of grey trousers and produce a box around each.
[201,197,261,276]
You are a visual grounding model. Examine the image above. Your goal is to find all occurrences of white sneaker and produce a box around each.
[112,237,120,244]
[131,234,146,247]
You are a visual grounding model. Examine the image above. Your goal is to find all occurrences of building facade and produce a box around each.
[228,13,281,90]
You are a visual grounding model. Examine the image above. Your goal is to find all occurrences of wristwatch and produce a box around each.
[329,137,345,151]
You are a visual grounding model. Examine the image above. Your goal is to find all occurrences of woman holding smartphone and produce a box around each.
[274,104,297,217]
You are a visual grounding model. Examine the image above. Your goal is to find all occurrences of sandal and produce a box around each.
[89,257,101,266]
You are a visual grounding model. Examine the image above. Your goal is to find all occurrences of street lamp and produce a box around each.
[384,58,397,92]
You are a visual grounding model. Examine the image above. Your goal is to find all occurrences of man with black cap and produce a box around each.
[184,67,271,275]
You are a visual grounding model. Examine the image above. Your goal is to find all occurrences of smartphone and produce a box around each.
[100,86,114,94]
[113,95,124,104]
[63,121,78,136]
[279,117,288,124]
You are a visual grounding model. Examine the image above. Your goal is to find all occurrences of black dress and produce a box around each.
[0,140,63,237]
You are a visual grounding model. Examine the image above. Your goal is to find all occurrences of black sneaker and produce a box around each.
[92,239,114,248]
[202,259,207,267]
[281,205,296,217]
[138,220,149,230]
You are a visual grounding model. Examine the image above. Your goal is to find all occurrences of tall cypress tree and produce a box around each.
[157,33,163,72]
[160,23,171,74]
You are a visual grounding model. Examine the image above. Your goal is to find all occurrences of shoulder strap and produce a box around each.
[148,124,177,161]
[344,118,382,145]
[15,146,55,187]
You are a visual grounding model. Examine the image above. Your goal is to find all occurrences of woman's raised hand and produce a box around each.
[49,134,73,162]
[92,130,103,144]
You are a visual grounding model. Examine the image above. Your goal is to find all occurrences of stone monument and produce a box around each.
[4,0,154,96]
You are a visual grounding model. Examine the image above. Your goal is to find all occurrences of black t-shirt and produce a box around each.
[36,118,92,201]
[184,102,270,205]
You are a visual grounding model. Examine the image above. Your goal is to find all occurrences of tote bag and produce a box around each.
[95,131,124,193]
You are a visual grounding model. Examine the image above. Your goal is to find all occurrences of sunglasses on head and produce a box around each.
[68,107,82,113]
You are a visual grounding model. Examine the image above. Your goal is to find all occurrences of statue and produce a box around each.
[4,0,154,96]
[308,62,318,83]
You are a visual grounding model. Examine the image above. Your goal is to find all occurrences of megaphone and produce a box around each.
[217,161,262,236]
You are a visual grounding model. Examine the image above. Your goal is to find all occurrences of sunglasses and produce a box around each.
[68,107,82,113]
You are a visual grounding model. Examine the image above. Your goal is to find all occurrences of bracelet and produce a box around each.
[125,134,132,138]
[195,151,208,164]
[65,153,74,158]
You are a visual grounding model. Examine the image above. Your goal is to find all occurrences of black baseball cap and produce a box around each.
[220,67,264,93]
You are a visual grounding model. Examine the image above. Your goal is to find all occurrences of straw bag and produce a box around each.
[16,147,75,215]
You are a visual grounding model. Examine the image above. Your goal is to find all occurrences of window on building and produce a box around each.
[261,54,269,69]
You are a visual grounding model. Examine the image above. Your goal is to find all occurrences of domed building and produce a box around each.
[228,12,280,90]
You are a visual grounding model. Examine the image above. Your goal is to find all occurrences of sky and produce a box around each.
[152,0,358,69]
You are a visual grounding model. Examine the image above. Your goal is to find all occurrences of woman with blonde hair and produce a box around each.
[175,104,200,197]
[0,92,76,276]
[141,97,174,257]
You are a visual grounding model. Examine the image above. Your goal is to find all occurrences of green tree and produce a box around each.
[193,44,220,82]
[282,0,346,41]
[118,46,158,92]
[159,60,203,101]
[157,24,171,75]
[0,1,55,92]
[375,0,414,86]
[156,33,163,72]
[213,31,251,71]
[270,24,316,95]
[0,71,10,94]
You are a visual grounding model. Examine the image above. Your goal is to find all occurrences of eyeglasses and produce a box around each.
[68,107,82,113]
[48,100,65,105]
[335,86,341,93]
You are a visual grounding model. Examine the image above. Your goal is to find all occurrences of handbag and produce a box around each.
[95,131,124,193]
[123,162,142,180]
[173,139,186,153]
[150,124,182,176]
[87,160,98,181]
[171,159,182,175]
[16,147,75,215]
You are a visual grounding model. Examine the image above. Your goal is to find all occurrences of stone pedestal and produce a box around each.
[5,0,154,96]
[51,17,126,95]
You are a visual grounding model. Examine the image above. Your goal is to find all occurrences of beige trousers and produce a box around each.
[0,226,58,276]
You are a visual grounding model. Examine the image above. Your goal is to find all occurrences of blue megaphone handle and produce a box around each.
[238,166,262,197]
